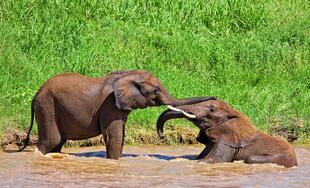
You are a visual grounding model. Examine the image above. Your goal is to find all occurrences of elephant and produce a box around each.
[18,70,216,159]
[156,99,297,167]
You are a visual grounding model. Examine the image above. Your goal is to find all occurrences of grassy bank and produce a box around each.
[0,0,309,145]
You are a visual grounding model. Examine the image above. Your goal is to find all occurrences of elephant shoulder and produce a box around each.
[206,117,259,148]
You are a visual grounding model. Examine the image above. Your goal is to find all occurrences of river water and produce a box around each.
[0,145,309,187]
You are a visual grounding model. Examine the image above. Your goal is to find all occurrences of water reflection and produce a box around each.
[0,145,309,187]
[71,150,195,160]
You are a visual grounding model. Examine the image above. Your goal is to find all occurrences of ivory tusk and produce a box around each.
[166,105,197,119]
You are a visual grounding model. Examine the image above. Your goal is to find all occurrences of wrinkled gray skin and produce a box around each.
[18,70,215,159]
[157,99,297,168]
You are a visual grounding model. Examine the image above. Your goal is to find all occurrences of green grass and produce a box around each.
[0,0,309,143]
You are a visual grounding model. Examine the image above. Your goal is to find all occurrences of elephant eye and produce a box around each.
[209,105,216,113]
[154,87,159,95]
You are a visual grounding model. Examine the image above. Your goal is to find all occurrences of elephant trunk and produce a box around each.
[157,83,216,107]
[170,96,216,107]
[156,110,189,139]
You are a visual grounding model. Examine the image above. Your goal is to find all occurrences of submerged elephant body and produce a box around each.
[157,99,297,168]
[195,130,296,167]
[19,70,215,159]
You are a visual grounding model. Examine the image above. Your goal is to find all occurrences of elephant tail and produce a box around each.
[17,99,35,152]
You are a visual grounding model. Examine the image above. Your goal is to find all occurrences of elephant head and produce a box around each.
[112,70,216,110]
[156,99,259,147]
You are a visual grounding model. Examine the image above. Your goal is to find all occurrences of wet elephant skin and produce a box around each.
[157,99,297,167]
[18,70,215,159]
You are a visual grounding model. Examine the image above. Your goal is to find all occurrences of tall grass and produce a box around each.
[0,0,309,142]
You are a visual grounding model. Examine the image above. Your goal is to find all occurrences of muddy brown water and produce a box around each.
[0,145,309,187]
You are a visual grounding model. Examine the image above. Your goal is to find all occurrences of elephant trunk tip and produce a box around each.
[157,129,165,140]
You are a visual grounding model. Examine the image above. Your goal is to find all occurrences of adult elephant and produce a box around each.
[18,70,215,159]
[157,99,297,167]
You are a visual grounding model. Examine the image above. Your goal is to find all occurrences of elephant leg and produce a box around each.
[244,153,296,167]
[103,120,125,159]
[196,130,211,145]
[35,103,63,154]
[204,143,235,163]
[196,130,214,159]
[50,139,67,153]
[196,144,214,159]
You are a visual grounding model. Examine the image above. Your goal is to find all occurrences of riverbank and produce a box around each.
[2,122,309,150]
[0,125,200,149]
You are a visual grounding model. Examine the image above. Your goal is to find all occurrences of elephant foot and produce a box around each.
[37,139,64,155]
[34,147,69,159]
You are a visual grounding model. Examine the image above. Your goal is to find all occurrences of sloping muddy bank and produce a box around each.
[1,123,301,150]
[0,125,200,149]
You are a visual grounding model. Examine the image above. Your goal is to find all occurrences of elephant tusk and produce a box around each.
[166,105,197,119]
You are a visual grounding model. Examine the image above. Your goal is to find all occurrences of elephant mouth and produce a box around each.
[191,119,212,130]
[166,105,212,129]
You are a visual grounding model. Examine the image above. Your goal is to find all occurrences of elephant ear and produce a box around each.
[113,76,147,111]
[206,117,259,148]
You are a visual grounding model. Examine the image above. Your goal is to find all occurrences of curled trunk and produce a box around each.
[156,96,215,139]
[156,110,188,139]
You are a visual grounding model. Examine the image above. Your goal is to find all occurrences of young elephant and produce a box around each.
[157,99,297,168]
[18,70,215,159]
